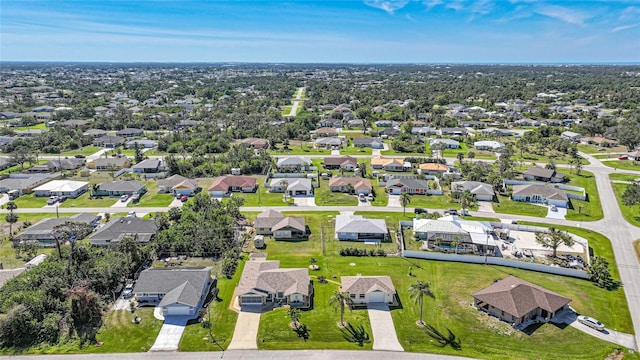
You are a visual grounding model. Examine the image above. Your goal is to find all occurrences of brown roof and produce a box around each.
[208,176,256,191]
[324,156,357,167]
[253,209,285,230]
[371,156,394,167]
[237,260,310,297]
[341,276,396,295]
[329,176,372,191]
[240,137,269,148]
[419,163,449,172]
[315,128,338,134]
[472,276,571,318]
[272,217,305,232]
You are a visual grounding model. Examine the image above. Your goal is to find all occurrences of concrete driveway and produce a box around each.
[149,315,190,352]
[555,309,636,349]
[111,197,132,208]
[367,303,403,352]
[228,309,261,350]
[294,196,316,207]
[388,194,401,207]
[546,206,566,219]
[477,201,494,213]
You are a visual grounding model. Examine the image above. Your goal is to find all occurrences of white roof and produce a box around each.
[474,140,505,149]
[335,214,387,234]
[34,180,88,192]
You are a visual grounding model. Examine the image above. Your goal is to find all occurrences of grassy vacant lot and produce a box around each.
[577,144,627,154]
[380,143,427,156]
[441,144,496,160]
[492,194,547,217]
[231,177,294,207]
[369,180,388,206]
[601,159,640,171]
[565,170,603,221]
[611,183,640,227]
[403,194,462,210]
[130,193,174,207]
[11,194,49,208]
[258,281,373,350]
[269,141,330,155]
[609,173,640,182]
[54,146,101,157]
[314,183,358,206]
[340,146,372,155]
[61,192,118,208]
[179,260,245,351]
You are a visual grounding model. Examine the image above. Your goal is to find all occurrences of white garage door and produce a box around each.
[165,306,191,316]
[369,291,385,303]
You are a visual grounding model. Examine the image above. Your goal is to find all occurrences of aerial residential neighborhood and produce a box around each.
[0,61,639,360]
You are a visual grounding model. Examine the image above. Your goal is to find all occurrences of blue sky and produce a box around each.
[1,0,639,63]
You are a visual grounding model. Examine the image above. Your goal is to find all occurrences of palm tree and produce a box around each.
[280,179,289,201]
[329,290,353,327]
[5,201,18,237]
[409,280,435,326]
[91,183,99,196]
[400,191,411,216]
[456,152,464,164]
[467,151,476,162]
[345,183,355,195]
[458,189,477,216]
[288,308,301,329]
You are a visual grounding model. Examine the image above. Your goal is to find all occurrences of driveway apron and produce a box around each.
[228,310,261,350]
[367,303,403,351]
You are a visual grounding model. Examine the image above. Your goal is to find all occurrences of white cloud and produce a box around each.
[364,0,410,14]
[611,23,639,33]
[534,5,591,25]
[470,0,493,15]
[423,0,443,8]
[445,1,466,11]
[619,6,640,21]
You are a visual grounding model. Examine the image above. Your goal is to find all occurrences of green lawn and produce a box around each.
[340,147,372,155]
[403,194,462,210]
[258,281,373,350]
[577,144,627,154]
[15,123,47,131]
[369,180,388,206]
[12,194,49,208]
[61,192,118,208]
[609,173,640,182]
[314,184,358,206]
[611,183,640,227]
[179,260,245,351]
[52,146,101,157]
[129,193,174,207]
[143,150,169,157]
[281,105,293,115]
[601,159,640,171]
[231,177,295,206]
[634,240,640,263]
[565,171,603,221]
[380,142,427,156]
[492,194,547,217]
[268,142,330,155]
[441,143,497,160]
[106,149,136,157]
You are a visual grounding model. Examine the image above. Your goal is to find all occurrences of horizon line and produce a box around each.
[1,61,640,66]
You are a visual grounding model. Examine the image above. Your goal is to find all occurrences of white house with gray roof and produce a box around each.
[95,181,147,197]
[429,138,460,149]
[133,267,212,317]
[512,184,569,208]
[413,216,497,254]
[269,178,313,196]
[89,217,157,246]
[341,275,396,305]
[276,157,311,171]
[451,181,495,201]
[335,214,388,241]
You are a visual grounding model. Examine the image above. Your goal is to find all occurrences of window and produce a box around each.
[359,294,365,299]
[277,292,284,298]
[350,294,356,299]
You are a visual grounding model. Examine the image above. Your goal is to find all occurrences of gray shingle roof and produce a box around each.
[157,175,199,190]
[335,215,387,234]
[341,276,396,295]
[89,217,156,243]
[237,260,309,297]
[451,181,494,196]
[98,181,145,192]
[253,209,285,230]
[512,184,568,201]
[14,213,98,242]
[134,268,211,307]
[132,159,161,169]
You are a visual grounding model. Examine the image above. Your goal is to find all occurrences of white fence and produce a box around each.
[398,221,589,279]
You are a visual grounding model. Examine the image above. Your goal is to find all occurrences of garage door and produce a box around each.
[165,306,191,316]
[369,291,385,303]
[241,296,263,305]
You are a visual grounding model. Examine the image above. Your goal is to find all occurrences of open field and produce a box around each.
[493,194,547,218]
[269,141,330,155]
[577,144,627,154]
[11,194,49,208]
[369,179,388,206]
[49,146,101,157]
[230,177,295,207]
[314,183,358,206]
[601,160,640,171]
[565,170,603,221]
[441,143,496,160]
[61,192,118,208]
[403,194,463,210]
[340,147,372,155]
[611,183,640,227]
[609,173,640,182]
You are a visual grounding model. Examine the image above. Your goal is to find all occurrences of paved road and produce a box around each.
[367,303,404,351]
[284,87,305,117]
[5,350,475,360]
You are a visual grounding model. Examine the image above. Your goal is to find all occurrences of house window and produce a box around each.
[359,294,365,299]
[277,292,284,298]
[350,294,356,299]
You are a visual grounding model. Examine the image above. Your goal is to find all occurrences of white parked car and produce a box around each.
[550,204,557,212]
[120,194,129,202]
[578,316,605,331]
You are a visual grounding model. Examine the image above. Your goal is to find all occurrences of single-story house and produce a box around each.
[13,213,100,247]
[481,128,513,137]
[313,127,338,137]
[0,176,51,194]
[429,138,460,149]
[323,156,357,171]
[413,216,496,254]
[451,181,495,201]
[474,140,505,151]
[174,120,203,130]
[269,178,313,196]
[315,137,343,149]
[342,275,396,305]
[89,157,131,171]
[116,128,144,137]
[411,126,436,136]
[208,176,257,197]
[523,166,566,183]
[335,214,388,241]
[132,159,162,173]
[28,158,86,173]
[329,177,372,195]
[236,258,311,309]
[579,136,617,147]
[383,158,411,172]
[89,217,157,246]
[133,267,213,317]
[418,163,449,175]
[60,119,89,128]
[512,184,569,208]
[253,209,307,240]
[385,176,430,195]
[84,129,109,138]
[254,209,287,235]
[33,180,88,198]
[157,174,201,196]
[352,137,384,149]
[95,181,147,197]
[627,150,640,161]
[0,157,14,170]
[276,157,312,171]
[127,139,157,148]
[239,137,269,149]
[473,275,571,326]
[347,119,364,128]
[319,118,342,128]
[438,127,467,136]
[561,131,583,142]
[92,135,125,148]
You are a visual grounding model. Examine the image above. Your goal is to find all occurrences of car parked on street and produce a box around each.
[414,208,428,214]
[618,155,628,160]
[578,316,605,331]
